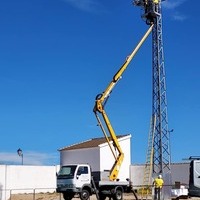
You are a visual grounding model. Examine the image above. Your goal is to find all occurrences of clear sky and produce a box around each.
[0,0,199,166]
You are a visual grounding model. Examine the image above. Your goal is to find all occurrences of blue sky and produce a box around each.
[0,0,199,165]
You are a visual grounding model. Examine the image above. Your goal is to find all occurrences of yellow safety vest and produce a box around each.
[154,178,164,188]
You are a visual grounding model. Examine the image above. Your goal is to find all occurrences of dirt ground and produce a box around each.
[9,193,138,200]
[9,192,61,200]
[9,193,200,200]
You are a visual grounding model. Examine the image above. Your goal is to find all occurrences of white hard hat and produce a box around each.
[158,174,162,178]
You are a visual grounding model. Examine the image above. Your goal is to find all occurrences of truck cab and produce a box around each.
[57,163,132,200]
[57,164,93,200]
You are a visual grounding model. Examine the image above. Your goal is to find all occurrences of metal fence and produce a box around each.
[1,188,64,200]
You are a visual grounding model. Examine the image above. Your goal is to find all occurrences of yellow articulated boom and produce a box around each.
[93,24,154,181]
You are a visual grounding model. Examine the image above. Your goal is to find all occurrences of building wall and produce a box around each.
[60,147,100,171]
[0,165,59,200]
[130,163,190,187]
[0,167,5,200]
[130,164,145,186]
[0,162,190,200]
[60,135,131,181]
[99,135,131,181]
[171,163,190,185]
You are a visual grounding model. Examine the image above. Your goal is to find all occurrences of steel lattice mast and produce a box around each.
[134,0,171,179]
[152,1,171,177]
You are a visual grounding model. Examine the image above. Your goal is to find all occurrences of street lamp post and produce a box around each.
[17,148,23,165]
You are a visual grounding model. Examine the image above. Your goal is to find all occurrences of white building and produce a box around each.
[59,134,131,182]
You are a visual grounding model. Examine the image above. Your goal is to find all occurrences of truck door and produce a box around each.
[75,166,91,188]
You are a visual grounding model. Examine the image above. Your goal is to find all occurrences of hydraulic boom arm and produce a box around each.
[93,24,154,181]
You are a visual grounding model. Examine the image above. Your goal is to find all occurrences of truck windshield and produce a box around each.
[58,165,77,178]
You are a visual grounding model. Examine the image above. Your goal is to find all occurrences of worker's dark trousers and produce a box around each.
[154,188,161,200]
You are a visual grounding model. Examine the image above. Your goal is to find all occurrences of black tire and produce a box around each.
[80,189,90,200]
[63,193,74,200]
[113,189,123,200]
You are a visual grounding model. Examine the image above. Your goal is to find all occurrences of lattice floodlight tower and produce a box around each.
[133,0,172,187]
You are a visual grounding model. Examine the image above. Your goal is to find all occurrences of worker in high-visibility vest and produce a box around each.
[153,174,164,200]
[153,0,159,4]
[143,0,159,5]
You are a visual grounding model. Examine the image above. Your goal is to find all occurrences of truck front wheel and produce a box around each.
[113,189,123,200]
[80,189,90,200]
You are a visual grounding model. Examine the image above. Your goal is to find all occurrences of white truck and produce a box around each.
[56,164,132,200]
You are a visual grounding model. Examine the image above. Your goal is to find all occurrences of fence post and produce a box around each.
[33,189,35,200]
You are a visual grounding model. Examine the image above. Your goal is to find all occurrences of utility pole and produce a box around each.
[134,0,172,193]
